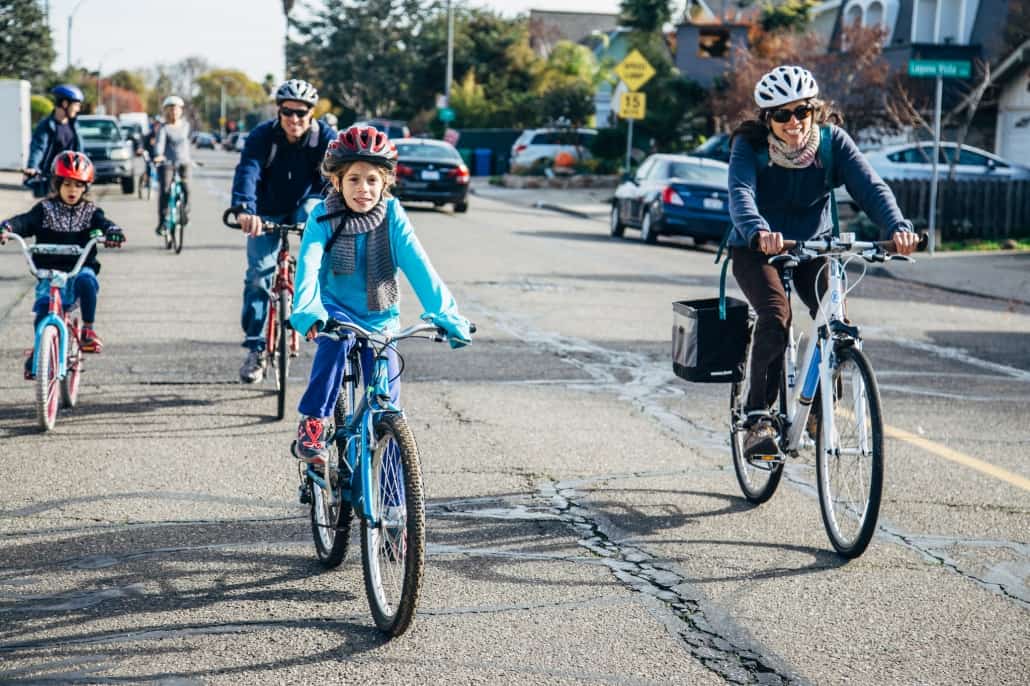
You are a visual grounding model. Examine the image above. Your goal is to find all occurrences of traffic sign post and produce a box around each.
[614,50,655,174]
[619,92,646,120]
[907,58,972,255]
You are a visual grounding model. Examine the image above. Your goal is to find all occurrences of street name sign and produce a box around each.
[619,92,646,120]
[908,59,972,78]
[615,50,656,92]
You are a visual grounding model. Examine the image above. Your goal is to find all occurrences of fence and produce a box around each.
[885,178,1030,240]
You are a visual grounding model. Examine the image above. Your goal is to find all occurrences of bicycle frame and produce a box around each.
[164,168,182,231]
[265,229,300,356]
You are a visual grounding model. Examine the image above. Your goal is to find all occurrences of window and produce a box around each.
[667,162,729,186]
[636,158,657,180]
[395,143,462,162]
[867,1,884,26]
[78,120,121,142]
[697,28,730,59]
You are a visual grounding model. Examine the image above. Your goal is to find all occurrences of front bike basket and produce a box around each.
[672,297,750,383]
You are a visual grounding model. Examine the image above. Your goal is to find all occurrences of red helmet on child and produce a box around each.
[52,151,95,184]
[324,125,398,170]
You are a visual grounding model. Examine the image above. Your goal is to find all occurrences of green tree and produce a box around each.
[619,0,673,33]
[194,69,267,130]
[109,70,147,98]
[759,0,818,33]
[30,94,53,125]
[0,0,55,87]
[539,82,595,127]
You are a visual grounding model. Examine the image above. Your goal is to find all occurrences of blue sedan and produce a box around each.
[610,154,731,245]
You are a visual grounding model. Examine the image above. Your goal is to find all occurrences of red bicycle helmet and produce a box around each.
[325,125,398,170]
[52,151,95,184]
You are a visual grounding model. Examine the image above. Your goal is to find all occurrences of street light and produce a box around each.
[66,0,90,71]
[445,0,454,102]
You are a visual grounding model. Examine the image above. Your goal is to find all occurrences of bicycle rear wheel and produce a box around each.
[35,326,61,431]
[310,368,359,567]
[816,346,884,558]
[275,290,289,420]
[361,413,425,636]
[730,333,784,503]
[59,320,81,408]
[172,198,185,254]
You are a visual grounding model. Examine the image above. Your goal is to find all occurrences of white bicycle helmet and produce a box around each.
[162,95,185,108]
[753,66,819,109]
[275,79,319,106]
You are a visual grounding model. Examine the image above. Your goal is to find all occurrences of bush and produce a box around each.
[30,95,53,126]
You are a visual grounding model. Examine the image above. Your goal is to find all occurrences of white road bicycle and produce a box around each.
[729,232,924,558]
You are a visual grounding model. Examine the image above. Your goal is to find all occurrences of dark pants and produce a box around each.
[158,163,191,224]
[731,247,827,413]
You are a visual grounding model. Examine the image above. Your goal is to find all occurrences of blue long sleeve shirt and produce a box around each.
[290,197,461,335]
[728,125,911,248]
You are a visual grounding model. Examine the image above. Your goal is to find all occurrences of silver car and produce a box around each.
[864,142,1030,181]
[509,128,597,171]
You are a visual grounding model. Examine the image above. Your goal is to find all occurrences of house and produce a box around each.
[673,22,750,88]
[989,39,1030,160]
[529,10,619,57]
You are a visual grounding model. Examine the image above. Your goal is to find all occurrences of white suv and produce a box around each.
[509,128,597,171]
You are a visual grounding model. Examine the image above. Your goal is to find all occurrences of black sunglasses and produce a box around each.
[768,104,814,124]
[279,106,312,119]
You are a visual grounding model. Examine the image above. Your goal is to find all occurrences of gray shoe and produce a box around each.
[239,350,265,383]
[744,416,779,459]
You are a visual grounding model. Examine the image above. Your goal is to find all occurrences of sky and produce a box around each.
[45,0,623,86]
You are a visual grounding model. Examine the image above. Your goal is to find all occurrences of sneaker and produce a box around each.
[155,223,166,236]
[239,350,265,383]
[23,354,34,381]
[744,416,779,460]
[80,327,103,353]
[292,416,330,464]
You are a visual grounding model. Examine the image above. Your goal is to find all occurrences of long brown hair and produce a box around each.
[730,98,842,151]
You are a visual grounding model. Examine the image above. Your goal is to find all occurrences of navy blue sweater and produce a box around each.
[230,119,336,217]
[728,125,911,248]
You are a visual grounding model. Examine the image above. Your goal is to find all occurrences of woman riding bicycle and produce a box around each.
[727,65,918,459]
[153,95,191,234]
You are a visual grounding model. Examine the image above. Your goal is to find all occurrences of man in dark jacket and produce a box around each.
[230,79,336,383]
[25,85,85,198]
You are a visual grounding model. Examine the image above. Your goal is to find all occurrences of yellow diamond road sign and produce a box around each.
[614,49,656,92]
[619,92,646,120]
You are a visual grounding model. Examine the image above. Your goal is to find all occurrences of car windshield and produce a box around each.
[396,143,462,162]
[667,162,727,186]
[79,120,122,142]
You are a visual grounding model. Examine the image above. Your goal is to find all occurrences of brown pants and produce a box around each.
[731,247,827,412]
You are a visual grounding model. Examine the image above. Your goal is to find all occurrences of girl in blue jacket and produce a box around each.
[290,125,472,462]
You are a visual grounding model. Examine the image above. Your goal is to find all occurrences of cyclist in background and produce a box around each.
[153,96,191,234]
[230,79,336,384]
[0,152,126,377]
[24,85,85,198]
[290,125,471,462]
[727,65,918,458]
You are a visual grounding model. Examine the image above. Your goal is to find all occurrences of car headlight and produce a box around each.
[109,148,131,160]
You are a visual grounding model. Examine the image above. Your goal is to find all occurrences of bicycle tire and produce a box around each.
[730,333,785,503]
[35,325,61,431]
[361,413,425,636]
[137,172,146,199]
[172,198,185,254]
[59,320,81,408]
[275,289,289,420]
[816,346,884,558]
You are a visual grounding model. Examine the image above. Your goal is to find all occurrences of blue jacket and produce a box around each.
[230,118,336,217]
[27,115,84,173]
[728,125,911,247]
[291,198,462,336]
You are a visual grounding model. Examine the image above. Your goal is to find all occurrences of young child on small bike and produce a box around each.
[290,125,472,463]
[0,151,126,378]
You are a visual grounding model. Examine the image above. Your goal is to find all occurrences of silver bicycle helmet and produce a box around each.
[754,65,819,109]
[275,79,319,106]
[162,95,185,108]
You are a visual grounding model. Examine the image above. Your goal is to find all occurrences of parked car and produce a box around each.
[353,119,410,140]
[223,131,242,151]
[611,154,731,245]
[690,133,731,162]
[393,138,470,213]
[509,128,597,171]
[864,142,1030,181]
[119,122,144,154]
[234,133,248,152]
[78,115,140,194]
[194,132,217,149]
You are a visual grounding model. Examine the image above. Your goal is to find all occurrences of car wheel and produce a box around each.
[609,203,625,238]
[640,208,659,244]
[121,176,135,195]
[453,201,468,213]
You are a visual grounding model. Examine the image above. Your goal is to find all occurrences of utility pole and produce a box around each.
[283,0,294,75]
[445,0,454,102]
[66,0,89,72]
[220,84,226,140]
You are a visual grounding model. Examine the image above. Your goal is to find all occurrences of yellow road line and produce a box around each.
[884,424,1030,492]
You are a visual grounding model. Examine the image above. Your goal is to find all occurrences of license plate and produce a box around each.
[421,170,441,181]
[703,198,724,211]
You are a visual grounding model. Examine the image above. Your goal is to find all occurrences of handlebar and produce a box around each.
[756,232,927,266]
[222,206,304,234]
[317,318,477,345]
[3,233,100,279]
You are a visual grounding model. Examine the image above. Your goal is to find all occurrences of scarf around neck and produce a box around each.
[768,124,821,169]
[320,191,398,312]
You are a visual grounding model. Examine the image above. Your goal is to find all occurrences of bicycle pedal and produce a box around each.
[747,453,784,466]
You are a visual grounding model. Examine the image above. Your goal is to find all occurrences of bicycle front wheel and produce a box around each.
[172,199,185,254]
[816,346,884,558]
[60,321,81,408]
[730,335,784,503]
[275,290,289,420]
[35,325,61,431]
[361,413,425,636]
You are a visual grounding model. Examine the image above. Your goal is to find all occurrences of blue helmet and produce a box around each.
[51,84,84,103]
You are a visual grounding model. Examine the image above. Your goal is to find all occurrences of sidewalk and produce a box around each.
[470,177,1030,306]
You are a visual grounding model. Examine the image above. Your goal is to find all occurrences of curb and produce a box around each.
[871,266,1030,307]
[532,202,597,220]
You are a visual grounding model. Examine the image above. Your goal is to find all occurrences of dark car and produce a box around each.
[690,133,731,163]
[611,154,730,245]
[393,138,470,213]
[78,115,141,194]
[194,132,217,149]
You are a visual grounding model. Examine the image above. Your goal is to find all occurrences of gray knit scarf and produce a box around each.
[321,191,398,312]
[768,124,821,169]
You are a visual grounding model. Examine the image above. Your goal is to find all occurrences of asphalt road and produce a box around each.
[0,149,1027,684]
